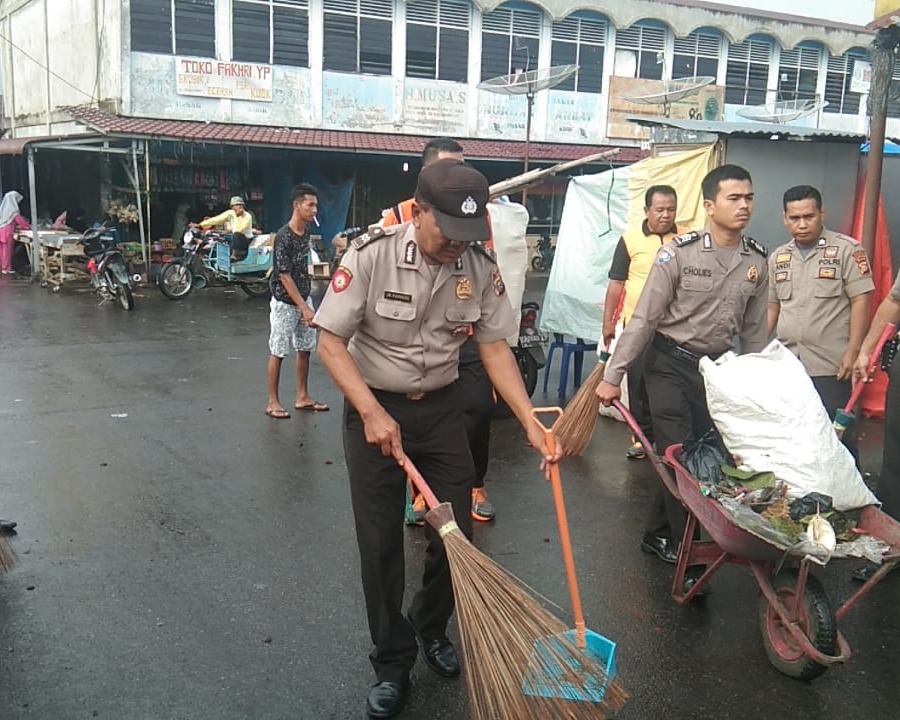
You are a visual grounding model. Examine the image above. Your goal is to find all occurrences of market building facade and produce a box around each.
[0,0,886,247]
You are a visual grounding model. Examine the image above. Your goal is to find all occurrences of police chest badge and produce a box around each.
[331,266,353,293]
[491,267,506,296]
[747,265,759,283]
[456,277,473,300]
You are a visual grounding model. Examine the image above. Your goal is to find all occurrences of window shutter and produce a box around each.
[131,0,173,54]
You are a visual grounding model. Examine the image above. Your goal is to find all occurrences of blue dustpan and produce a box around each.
[525,409,620,702]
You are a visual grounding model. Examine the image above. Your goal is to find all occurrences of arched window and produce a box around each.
[614,22,667,80]
[406,0,470,82]
[672,30,721,80]
[232,0,310,67]
[778,44,821,101]
[481,4,542,81]
[725,37,773,105]
[824,49,868,115]
[131,0,216,58]
[550,13,607,93]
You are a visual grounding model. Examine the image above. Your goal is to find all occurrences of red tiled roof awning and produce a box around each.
[64,106,645,165]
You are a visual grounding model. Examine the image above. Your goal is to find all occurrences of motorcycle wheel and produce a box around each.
[240,281,270,298]
[113,274,135,311]
[531,255,546,272]
[494,348,540,419]
[158,260,194,300]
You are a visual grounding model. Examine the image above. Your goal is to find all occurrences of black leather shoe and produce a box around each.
[407,614,461,678]
[366,680,409,719]
[0,519,17,535]
[640,533,678,564]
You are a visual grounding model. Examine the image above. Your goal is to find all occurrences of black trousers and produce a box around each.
[343,385,474,683]
[810,376,858,465]
[626,342,654,442]
[642,344,713,544]
[459,337,493,488]
[879,359,900,519]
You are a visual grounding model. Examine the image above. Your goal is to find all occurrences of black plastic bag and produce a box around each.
[681,428,732,486]
[789,492,834,521]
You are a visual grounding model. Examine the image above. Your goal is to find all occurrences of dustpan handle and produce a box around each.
[531,407,587,650]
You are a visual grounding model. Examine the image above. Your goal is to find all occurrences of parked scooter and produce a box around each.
[80,224,137,311]
[531,234,556,272]
[496,300,548,417]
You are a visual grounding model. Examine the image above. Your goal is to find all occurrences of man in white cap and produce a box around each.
[197,196,256,261]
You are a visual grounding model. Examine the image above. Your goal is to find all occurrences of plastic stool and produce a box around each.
[542,333,599,399]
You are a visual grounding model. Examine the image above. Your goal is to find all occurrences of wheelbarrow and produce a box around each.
[613,399,900,680]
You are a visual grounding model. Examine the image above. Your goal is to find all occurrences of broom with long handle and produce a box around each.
[833,322,897,438]
[555,344,611,456]
[402,454,628,720]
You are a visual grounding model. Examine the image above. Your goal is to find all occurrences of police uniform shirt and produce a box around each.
[314,222,516,394]
[605,230,769,386]
[768,229,875,377]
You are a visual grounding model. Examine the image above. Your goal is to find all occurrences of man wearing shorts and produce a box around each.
[266,183,330,418]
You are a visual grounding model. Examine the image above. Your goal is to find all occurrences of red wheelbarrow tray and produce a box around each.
[659,441,900,673]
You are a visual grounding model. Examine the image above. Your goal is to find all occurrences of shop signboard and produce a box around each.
[850,60,872,95]
[321,73,394,131]
[176,56,274,102]
[606,76,724,140]
[475,91,527,139]
[546,91,602,143]
[402,79,468,136]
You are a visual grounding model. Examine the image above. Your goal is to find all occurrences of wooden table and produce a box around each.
[16,230,86,290]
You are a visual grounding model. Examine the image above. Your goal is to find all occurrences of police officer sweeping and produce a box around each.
[596,164,769,595]
[315,159,558,719]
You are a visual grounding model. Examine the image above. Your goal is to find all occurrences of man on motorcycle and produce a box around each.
[195,196,256,262]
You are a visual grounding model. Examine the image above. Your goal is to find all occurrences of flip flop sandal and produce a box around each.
[295,402,330,412]
[265,408,291,419]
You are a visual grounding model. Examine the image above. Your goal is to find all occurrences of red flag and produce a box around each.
[851,176,893,419]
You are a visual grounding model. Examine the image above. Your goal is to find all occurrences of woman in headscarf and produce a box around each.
[0,191,31,274]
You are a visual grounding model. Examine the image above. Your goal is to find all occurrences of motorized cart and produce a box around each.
[614,400,900,680]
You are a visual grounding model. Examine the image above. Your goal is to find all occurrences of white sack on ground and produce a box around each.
[700,341,878,511]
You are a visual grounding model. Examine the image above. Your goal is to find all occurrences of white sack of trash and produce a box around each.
[700,340,878,512]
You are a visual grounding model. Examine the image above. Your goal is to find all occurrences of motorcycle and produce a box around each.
[80,224,137,311]
[495,300,549,417]
[531,234,556,272]
[157,228,271,300]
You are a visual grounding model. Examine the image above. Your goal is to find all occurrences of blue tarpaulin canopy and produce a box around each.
[861,141,900,154]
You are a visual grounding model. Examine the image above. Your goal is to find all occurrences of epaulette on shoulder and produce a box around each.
[833,232,859,246]
[674,231,701,247]
[470,242,496,262]
[352,224,395,250]
[745,237,768,258]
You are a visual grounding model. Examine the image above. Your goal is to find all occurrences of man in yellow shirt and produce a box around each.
[197,196,255,261]
[602,186,679,461]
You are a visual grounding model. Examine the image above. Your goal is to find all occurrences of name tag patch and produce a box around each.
[384,290,412,303]
[775,271,789,283]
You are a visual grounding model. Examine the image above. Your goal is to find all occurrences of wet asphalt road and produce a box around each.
[0,275,898,720]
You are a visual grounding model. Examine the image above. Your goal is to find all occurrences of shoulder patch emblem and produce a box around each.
[491,267,506,296]
[331,266,353,293]
[657,248,674,265]
[745,237,768,258]
[852,249,871,276]
[674,231,701,247]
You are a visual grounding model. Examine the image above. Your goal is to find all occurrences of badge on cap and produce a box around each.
[456,277,473,300]
[747,265,759,282]
[491,267,506,296]
[331,266,353,293]
[461,196,478,216]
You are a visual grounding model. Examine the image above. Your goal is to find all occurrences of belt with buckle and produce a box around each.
[652,333,709,364]
[406,391,426,401]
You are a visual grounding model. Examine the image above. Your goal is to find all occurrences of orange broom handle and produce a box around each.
[531,407,587,649]
[401,454,441,511]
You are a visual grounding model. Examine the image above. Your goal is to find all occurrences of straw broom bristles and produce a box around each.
[0,533,17,574]
[426,501,628,720]
[555,350,610,457]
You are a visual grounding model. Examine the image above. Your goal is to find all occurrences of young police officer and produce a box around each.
[596,165,769,595]
[315,159,558,719]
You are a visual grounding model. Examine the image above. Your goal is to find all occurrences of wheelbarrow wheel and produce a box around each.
[759,570,836,680]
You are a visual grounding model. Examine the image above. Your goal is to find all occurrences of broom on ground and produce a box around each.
[555,345,611,457]
[0,528,17,574]
[403,454,628,720]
